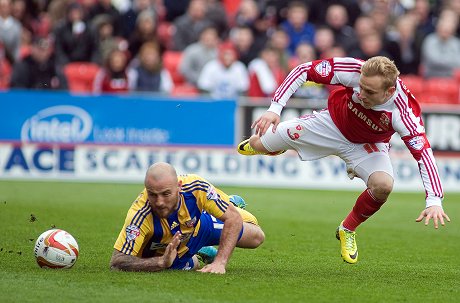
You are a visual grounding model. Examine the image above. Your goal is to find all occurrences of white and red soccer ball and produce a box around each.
[34,229,79,269]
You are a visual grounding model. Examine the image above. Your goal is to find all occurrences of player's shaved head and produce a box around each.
[144,162,180,218]
[145,162,177,184]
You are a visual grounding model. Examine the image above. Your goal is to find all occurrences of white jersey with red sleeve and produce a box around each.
[268,57,443,207]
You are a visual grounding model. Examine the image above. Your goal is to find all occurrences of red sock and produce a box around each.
[343,189,386,231]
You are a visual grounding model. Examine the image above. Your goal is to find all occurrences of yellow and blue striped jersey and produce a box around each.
[114,174,255,258]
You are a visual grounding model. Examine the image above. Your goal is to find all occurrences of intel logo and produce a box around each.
[21,106,92,143]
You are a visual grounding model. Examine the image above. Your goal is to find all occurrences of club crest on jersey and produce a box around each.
[126,224,140,241]
[379,113,390,130]
[206,186,219,201]
[287,124,305,140]
[185,216,197,228]
[408,136,425,150]
[314,60,332,77]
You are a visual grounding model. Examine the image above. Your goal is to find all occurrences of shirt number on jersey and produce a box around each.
[363,143,380,154]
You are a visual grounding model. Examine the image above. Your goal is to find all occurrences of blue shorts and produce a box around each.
[170,212,243,270]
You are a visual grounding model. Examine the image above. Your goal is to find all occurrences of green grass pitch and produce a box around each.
[0,180,458,303]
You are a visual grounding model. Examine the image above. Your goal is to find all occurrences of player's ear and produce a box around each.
[387,85,396,96]
[177,180,182,189]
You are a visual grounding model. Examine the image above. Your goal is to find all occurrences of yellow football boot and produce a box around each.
[237,139,286,156]
[336,222,358,264]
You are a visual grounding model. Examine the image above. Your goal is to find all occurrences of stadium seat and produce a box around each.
[157,21,175,50]
[64,62,100,93]
[162,51,185,86]
[399,75,425,100]
[0,59,11,90]
[171,83,199,96]
[423,78,459,104]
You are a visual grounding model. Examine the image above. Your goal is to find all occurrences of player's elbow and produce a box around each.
[109,250,124,271]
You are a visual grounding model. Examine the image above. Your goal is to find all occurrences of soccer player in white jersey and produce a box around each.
[238,56,450,264]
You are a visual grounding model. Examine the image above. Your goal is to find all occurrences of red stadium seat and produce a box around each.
[162,51,185,86]
[0,59,11,90]
[64,62,100,93]
[423,78,459,104]
[157,21,175,50]
[399,75,425,100]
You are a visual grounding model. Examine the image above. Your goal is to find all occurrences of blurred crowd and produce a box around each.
[1,0,460,103]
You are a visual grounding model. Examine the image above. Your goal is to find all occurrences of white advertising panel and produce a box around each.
[1,143,459,192]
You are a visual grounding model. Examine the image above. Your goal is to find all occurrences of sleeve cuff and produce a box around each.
[267,102,283,116]
[426,196,443,208]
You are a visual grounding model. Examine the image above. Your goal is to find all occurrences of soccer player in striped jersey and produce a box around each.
[238,56,450,264]
[110,162,264,274]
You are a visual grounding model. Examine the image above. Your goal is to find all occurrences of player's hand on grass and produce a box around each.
[252,112,280,137]
[416,205,450,229]
[162,232,181,268]
[198,261,226,274]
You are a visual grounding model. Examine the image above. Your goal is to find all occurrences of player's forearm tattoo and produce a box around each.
[110,250,166,272]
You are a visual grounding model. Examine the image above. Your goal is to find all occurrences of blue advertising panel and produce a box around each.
[0,91,236,146]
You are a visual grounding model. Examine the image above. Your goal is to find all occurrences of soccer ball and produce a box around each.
[34,229,79,269]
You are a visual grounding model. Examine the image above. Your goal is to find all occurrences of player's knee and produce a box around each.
[251,228,265,248]
[368,173,393,200]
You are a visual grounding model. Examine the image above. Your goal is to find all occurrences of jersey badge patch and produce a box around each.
[126,224,140,242]
[408,136,425,150]
[206,186,219,201]
[314,60,332,77]
[379,113,390,130]
[185,216,197,228]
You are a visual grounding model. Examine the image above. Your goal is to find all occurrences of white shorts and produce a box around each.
[260,110,394,185]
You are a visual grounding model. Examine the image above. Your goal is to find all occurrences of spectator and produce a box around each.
[410,0,436,41]
[247,46,284,97]
[10,36,61,89]
[267,27,290,73]
[313,26,335,59]
[324,4,357,52]
[90,14,118,65]
[233,0,268,50]
[130,41,173,93]
[93,48,134,93]
[179,25,220,86]
[53,2,95,69]
[120,0,156,39]
[128,10,158,59]
[197,41,249,99]
[280,1,315,55]
[308,0,362,26]
[421,9,460,78]
[229,25,260,66]
[387,14,421,75]
[348,30,391,61]
[87,0,122,36]
[0,0,22,63]
[172,0,211,51]
[204,0,228,39]
[288,41,316,70]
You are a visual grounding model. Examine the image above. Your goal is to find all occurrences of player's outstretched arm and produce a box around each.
[415,205,451,229]
[198,204,242,274]
[252,111,281,137]
[110,232,181,272]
